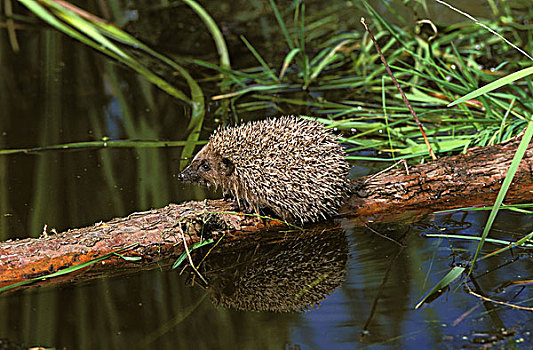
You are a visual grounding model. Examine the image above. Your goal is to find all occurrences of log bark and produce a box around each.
[344,135,533,220]
[0,136,532,292]
[0,200,274,292]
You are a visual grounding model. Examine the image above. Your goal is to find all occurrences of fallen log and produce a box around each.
[0,136,531,292]
[344,135,533,220]
[0,200,268,292]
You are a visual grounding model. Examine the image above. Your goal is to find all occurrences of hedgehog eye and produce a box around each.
[198,161,211,171]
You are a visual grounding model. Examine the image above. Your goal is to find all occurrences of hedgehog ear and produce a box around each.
[221,158,234,176]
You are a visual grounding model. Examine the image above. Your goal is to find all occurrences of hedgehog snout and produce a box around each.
[177,165,199,183]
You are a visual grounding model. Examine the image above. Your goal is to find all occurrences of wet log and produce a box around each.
[0,200,273,292]
[0,136,532,292]
[343,135,533,221]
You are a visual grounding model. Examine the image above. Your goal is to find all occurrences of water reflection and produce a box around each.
[184,226,348,312]
[0,211,531,349]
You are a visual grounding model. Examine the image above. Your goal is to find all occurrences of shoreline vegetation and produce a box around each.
[1,0,532,313]
[7,0,532,160]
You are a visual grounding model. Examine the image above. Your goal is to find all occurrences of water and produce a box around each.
[1,1,532,349]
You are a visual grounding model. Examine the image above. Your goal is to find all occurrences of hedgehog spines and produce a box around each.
[178,115,350,223]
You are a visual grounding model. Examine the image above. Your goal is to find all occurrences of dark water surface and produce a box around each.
[1,1,532,349]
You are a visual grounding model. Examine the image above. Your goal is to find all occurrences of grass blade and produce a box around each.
[482,231,533,259]
[468,118,533,274]
[305,39,355,89]
[269,0,295,50]
[18,0,193,103]
[414,266,465,309]
[448,66,533,107]
[279,48,301,80]
[183,0,230,69]
[0,139,203,156]
[241,35,279,82]
[0,244,138,293]
[172,239,215,269]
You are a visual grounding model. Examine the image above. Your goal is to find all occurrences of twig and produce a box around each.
[360,17,437,160]
[362,223,404,247]
[4,0,20,52]
[465,284,533,311]
[452,304,481,326]
[364,159,409,184]
[360,239,408,341]
[196,233,225,267]
[54,0,107,24]
[434,0,533,61]
[178,225,208,285]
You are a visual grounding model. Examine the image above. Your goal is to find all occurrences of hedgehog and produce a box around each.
[177,115,350,223]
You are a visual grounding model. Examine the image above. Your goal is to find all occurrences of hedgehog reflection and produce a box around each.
[185,227,348,312]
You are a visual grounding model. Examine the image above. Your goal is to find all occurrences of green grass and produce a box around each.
[9,0,533,274]
[0,244,139,293]
[0,139,204,155]
[200,0,532,161]
[414,265,465,309]
[12,0,532,159]
[18,0,193,103]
